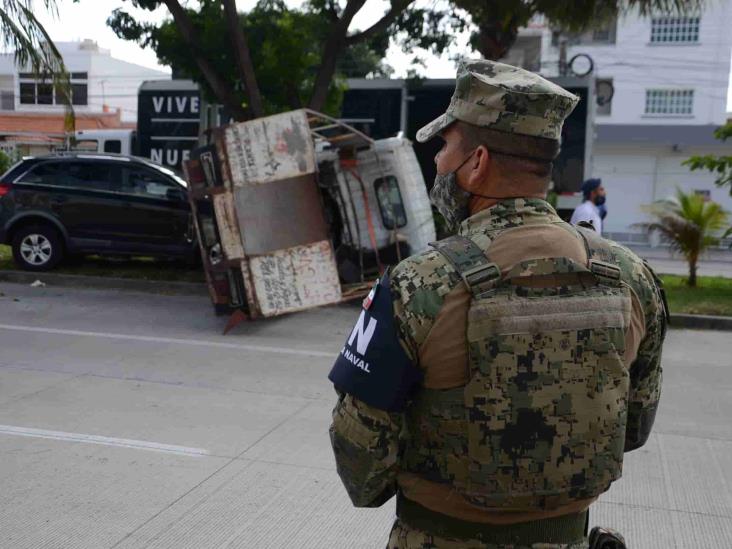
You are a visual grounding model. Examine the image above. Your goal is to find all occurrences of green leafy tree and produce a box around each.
[683,122,732,194]
[453,0,704,60]
[636,189,729,287]
[108,0,455,119]
[0,0,73,127]
[107,0,705,121]
[0,149,12,174]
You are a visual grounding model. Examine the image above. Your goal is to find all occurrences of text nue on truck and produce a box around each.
[182,109,436,325]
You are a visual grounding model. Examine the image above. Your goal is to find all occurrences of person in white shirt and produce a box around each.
[570,178,606,234]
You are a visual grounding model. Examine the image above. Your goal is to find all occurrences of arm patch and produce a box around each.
[328,272,421,412]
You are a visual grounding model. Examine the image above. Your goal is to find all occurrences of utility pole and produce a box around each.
[558,36,568,76]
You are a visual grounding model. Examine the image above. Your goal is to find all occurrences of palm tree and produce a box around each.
[0,0,72,128]
[637,189,730,287]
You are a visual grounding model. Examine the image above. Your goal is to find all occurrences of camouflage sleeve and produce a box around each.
[390,249,463,351]
[329,392,402,507]
[328,252,460,507]
[616,248,668,452]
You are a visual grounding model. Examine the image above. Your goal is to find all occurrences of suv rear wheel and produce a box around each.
[11,224,64,271]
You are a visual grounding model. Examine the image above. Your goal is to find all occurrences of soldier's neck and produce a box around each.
[468,177,548,215]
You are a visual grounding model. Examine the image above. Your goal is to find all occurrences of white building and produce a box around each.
[0,39,168,123]
[533,3,732,241]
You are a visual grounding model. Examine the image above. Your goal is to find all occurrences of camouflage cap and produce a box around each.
[416,59,579,143]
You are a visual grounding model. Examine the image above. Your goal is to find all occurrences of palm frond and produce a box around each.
[636,187,729,262]
[627,0,704,16]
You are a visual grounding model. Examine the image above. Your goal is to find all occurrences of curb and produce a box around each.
[670,314,732,331]
[0,270,207,296]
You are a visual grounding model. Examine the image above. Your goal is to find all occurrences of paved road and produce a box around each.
[0,283,730,549]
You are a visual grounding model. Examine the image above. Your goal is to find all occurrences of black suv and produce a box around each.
[0,153,196,271]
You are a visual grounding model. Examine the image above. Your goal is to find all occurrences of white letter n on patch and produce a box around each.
[348,311,377,355]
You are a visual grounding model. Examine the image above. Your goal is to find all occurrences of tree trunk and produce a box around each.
[308,0,367,112]
[688,260,697,287]
[475,22,519,60]
[222,0,264,119]
[308,41,342,112]
[162,0,248,121]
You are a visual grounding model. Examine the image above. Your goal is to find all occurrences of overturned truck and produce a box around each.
[182,109,435,322]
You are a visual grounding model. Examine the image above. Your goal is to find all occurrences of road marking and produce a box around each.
[0,324,334,358]
[0,425,209,457]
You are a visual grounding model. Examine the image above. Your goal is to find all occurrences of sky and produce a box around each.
[31,0,732,112]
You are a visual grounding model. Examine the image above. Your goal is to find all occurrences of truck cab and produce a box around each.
[73,129,136,156]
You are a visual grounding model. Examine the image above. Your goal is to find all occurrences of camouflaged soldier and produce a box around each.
[328,59,667,549]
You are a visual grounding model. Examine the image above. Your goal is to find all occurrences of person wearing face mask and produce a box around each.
[328,60,667,549]
[570,179,607,234]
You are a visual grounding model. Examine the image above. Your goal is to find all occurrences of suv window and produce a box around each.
[374,175,407,229]
[18,161,122,191]
[17,162,64,186]
[122,166,180,199]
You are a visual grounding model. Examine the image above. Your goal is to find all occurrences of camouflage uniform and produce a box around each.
[329,61,666,549]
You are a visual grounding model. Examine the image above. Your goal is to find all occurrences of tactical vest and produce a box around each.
[401,225,632,511]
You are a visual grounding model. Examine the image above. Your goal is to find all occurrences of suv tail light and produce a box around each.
[0,183,11,196]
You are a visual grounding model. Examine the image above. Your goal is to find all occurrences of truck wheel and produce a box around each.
[11,224,64,271]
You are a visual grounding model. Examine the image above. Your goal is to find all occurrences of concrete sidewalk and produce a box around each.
[0,283,730,548]
[626,245,732,277]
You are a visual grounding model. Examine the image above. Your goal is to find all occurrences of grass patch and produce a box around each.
[660,274,732,317]
[0,244,205,283]
[0,244,10,267]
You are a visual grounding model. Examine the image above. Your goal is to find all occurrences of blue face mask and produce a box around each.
[594,195,606,207]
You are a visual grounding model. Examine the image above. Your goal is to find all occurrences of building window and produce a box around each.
[591,18,617,43]
[36,83,53,104]
[645,89,694,115]
[71,83,88,106]
[17,72,88,106]
[650,17,700,43]
[19,82,35,104]
[551,18,617,46]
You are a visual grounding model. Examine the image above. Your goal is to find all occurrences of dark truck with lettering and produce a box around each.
[72,80,202,173]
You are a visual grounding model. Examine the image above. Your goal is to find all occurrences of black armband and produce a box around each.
[328,272,421,412]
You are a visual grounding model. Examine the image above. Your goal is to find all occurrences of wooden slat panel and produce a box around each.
[224,109,315,186]
[248,240,341,317]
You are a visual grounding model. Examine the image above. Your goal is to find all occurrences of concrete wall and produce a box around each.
[595,144,732,241]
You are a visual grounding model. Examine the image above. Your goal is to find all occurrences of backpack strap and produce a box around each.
[574,225,622,286]
[430,235,501,296]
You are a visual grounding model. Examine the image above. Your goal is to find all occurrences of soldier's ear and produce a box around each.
[466,145,491,190]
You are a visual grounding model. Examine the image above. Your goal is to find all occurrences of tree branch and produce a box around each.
[308,0,370,111]
[161,0,248,120]
[345,0,413,46]
[222,0,264,118]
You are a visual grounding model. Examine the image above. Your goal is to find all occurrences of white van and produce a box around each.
[72,129,136,156]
